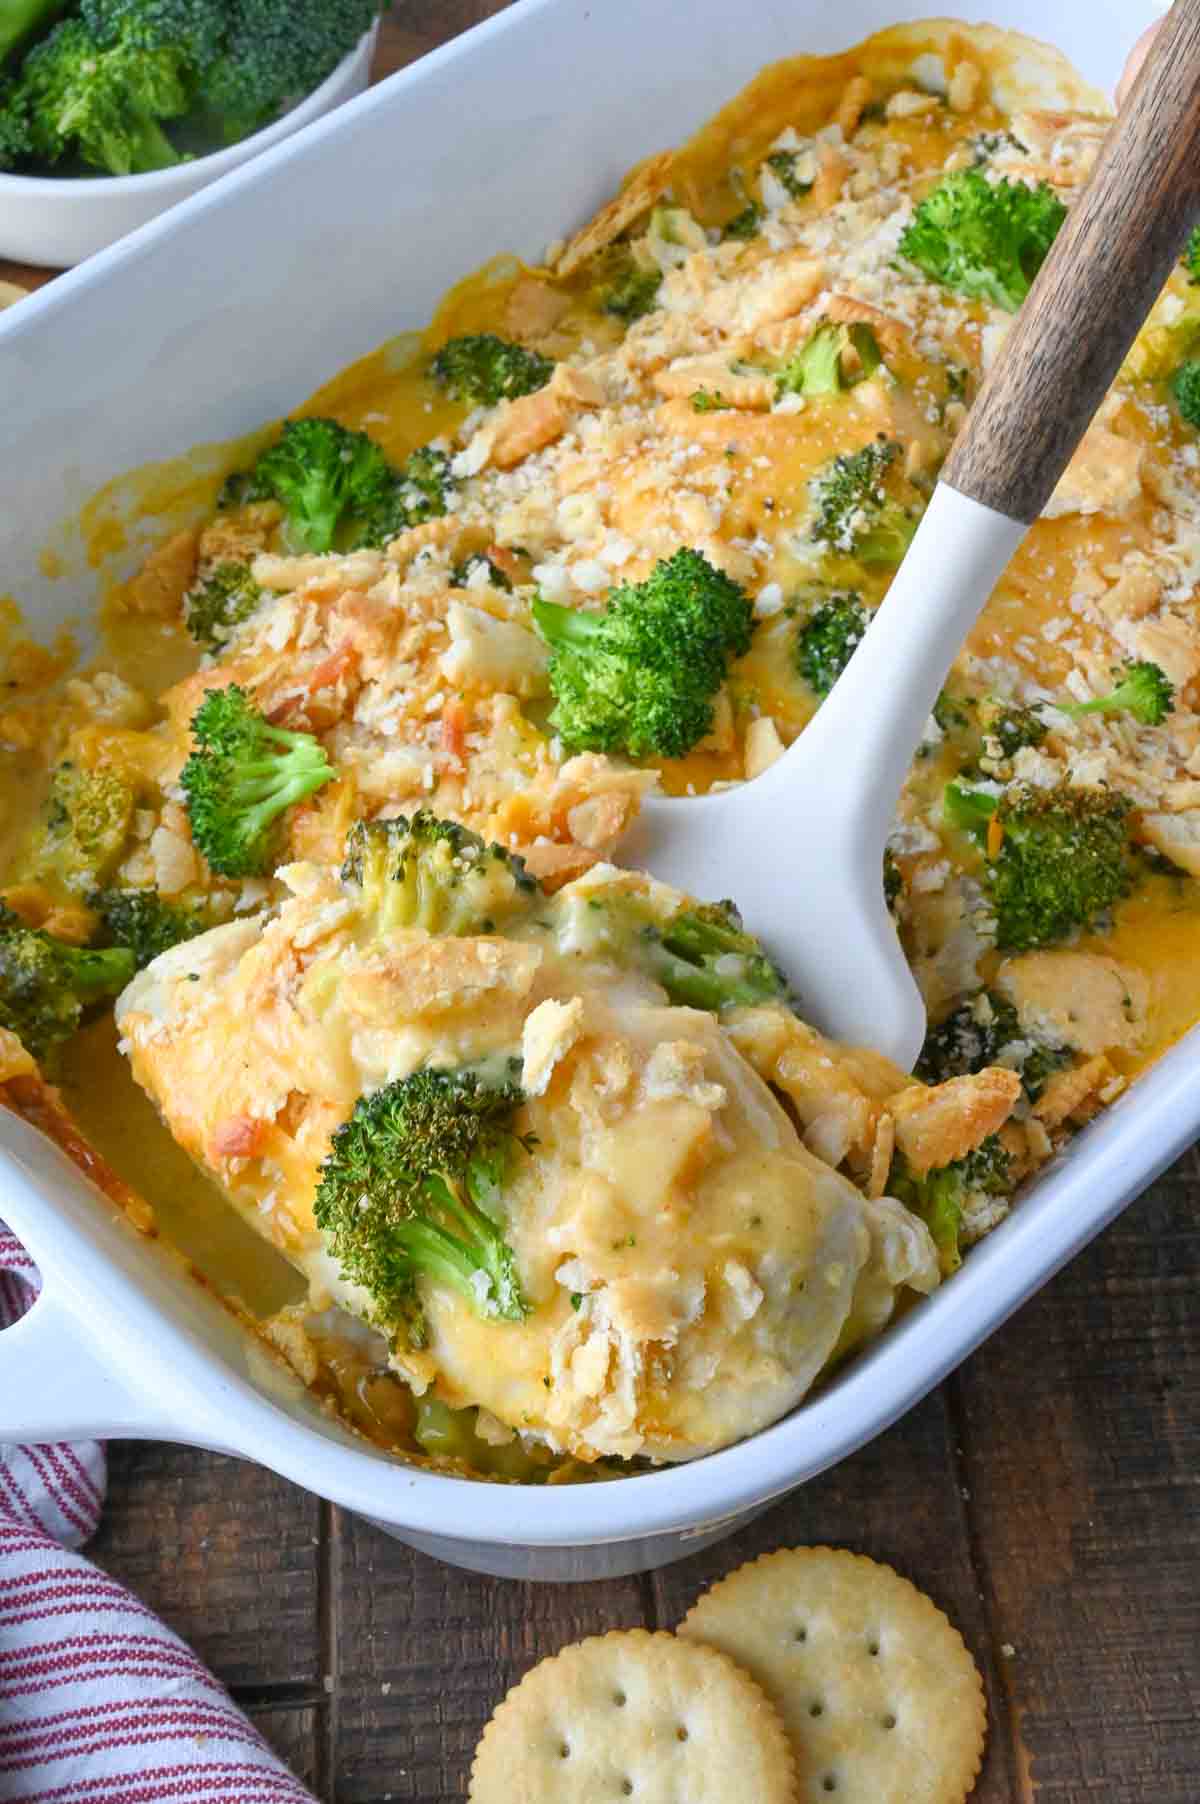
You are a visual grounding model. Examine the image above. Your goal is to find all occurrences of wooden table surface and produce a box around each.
[4,6,1199,1799]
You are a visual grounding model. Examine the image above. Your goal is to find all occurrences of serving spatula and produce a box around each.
[620,0,1200,1070]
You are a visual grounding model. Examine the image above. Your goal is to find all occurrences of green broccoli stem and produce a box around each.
[889,1156,965,1275]
[84,101,179,173]
[0,0,67,66]
[531,596,602,651]
[659,912,749,965]
[647,950,742,1012]
[1059,660,1174,726]
[781,326,842,395]
[778,322,882,398]
[855,514,918,566]
[68,943,136,1000]
[943,782,998,837]
[646,915,784,1011]
[920,1168,965,1275]
[229,746,333,837]
[407,1174,524,1319]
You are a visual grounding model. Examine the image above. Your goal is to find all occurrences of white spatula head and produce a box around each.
[621,487,1027,1072]
[619,779,928,1070]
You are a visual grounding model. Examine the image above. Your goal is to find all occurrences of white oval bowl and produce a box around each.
[0,22,379,266]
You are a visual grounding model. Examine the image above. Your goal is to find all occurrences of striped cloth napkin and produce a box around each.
[0,1224,318,1803]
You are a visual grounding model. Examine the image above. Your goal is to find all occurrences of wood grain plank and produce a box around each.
[0,258,55,293]
[372,0,513,82]
[952,1155,1200,1803]
[245,1703,324,1793]
[330,1511,647,1802]
[90,1443,323,1689]
[651,1386,1014,1804]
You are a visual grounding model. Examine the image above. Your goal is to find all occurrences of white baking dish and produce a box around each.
[0,0,1178,1582]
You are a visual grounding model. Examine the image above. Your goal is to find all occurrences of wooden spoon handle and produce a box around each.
[942,0,1200,523]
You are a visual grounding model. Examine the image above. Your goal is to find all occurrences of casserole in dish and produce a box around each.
[0,0,1185,1580]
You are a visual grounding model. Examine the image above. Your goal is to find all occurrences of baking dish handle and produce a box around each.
[1,1283,176,1446]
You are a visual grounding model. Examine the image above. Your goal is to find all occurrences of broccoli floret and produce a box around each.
[944,363,969,401]
[932,690,972,735]
[21,762,136,896]
[883,847,903,914]
[313,1066,531,1349]
[648,204,705,261]
[532,548,755,760]
[90,886,213,969]
[1059,659,1175,727]
[4,2,380,168]
[1184,225,1200,284]
[765,148,812,199]
[181,684,336,878]
[979,697,1048,759]
[807,438,918,568]
[640,899,788,1013]
[917,988,1069,1102]
[197,0,379,144]
[0,76,33,168]
[80,0,225,65]
[775,322,882,399]
[577,892,787,1014]
[215,467,270,512]
[1171,358,1200,430]
[795,594,870,696]
[971,129,1025,166]
[890,1135,1011,1276]
[20,13,189,173]
[451,552,512,593]
[723,201,763,241]
[352,445,455,550]
[429,333,553,408]
[230,418,394,554]
[595,254,662,322]
[898,168,1066,312]
[184,561,264,652]
[341,813,537,938]
[942,781,1003,836]
[943,779,1135,951]
[413,1395,551,1480]
[0,904,133,1064]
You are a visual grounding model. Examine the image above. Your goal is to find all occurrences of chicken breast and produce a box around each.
[117,855,937,1463]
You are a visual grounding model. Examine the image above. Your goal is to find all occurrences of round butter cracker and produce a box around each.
[469,1627,797,1803]
[679,1547,985,1804]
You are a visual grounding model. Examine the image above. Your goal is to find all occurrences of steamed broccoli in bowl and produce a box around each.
[0,0,383,175]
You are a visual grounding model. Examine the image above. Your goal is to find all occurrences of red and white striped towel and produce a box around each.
[0,1225,319,1803]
